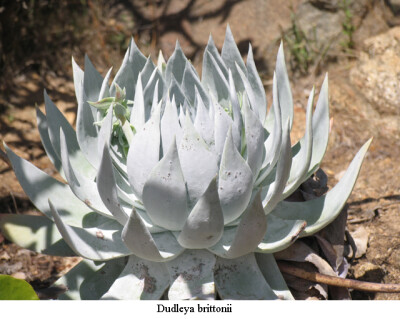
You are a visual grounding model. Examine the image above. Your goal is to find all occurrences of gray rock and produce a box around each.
[350,27,400,115]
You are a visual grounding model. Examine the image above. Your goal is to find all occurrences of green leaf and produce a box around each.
[0,275,39,300]
[87,97,114,110]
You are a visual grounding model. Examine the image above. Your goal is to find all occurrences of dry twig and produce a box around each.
[278,262,400,293]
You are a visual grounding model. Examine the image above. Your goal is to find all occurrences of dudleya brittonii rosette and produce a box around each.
[0,26,371,300]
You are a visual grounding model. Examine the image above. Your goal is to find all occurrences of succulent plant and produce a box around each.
[0,26,371,300]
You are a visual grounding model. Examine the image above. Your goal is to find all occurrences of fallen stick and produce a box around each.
[278,262,400,293]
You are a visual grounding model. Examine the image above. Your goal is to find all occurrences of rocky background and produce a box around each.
[0,0,400,299]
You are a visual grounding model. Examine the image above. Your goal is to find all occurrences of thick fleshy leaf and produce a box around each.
[127,103,161,198]
[243,95,265,178]
[178,114,218,204]
[246,44,267,122]
[0,214,75,256]
[98,67,113,100]
[228,69,242,143]
[60,129,112,218]
[262,120,292,213]
[214,103,240,160]
[49,200,131,261]
[76,55,104,169]
[203,35,228,79]
[167,250,216,300]
[168,75,188,111]
[165,41,188,85]
[307,74,330,177]
[157,50,166,76]
[256,214,306,253]
[5,144,92,227]
[97,143,129,225]
[161,96,182,154]
[202,50,230,105]
[209,192,267,259]
[255,253,294,300]
[143,69,164,120]
[111,38,147,101]
[101,255,169,300]
[182,61,209,107]
[56,259,103,300]
[130,74,145,131]
[36,108,63,176]
[256,73,282,186]
[221,25,246,92]
[140,56,156,87]
[83,54,104,101]
[122,208,184,262]
[214,253,278,300]
[72,56,84,103]
[282,87,314,198]
[272,139,372,236]
[79,257,127,300]
[194,89,214,148]
[218,128,253,224]
[44,90,95,179]
[275,42,293,129]
[178,177,224,249]
[142,139,188,231]
[96,104,113,158]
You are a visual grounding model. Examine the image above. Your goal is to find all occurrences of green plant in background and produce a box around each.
[283,11,312,74]
[0,274,39,300]
[340,0,355,50]
[0,26,371,300]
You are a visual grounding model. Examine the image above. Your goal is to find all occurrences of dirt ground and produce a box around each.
[1,0,400,300]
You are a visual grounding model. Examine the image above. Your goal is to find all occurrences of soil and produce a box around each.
[1,0,400,300]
